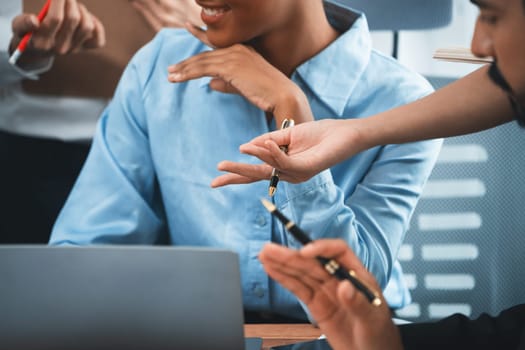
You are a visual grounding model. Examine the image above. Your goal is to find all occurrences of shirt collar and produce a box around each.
[294,1,372,116]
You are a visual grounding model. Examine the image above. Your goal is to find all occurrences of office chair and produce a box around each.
[328,0,453,57]
[398,121,525,322]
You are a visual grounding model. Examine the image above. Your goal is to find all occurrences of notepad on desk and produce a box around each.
[433,47,493,64]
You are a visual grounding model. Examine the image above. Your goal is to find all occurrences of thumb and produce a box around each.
[11,14,39,38]
[337,280,373,316]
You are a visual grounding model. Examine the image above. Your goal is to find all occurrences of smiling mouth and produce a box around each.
[202,7,230,16]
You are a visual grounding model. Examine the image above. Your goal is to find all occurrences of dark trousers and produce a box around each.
[0,130,90,243]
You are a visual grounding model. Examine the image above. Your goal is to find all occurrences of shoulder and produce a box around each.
[128,28,209,86]
[365,49,434,102]
[372,49,432,94]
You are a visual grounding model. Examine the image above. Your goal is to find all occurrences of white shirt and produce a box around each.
[0,0,108,141]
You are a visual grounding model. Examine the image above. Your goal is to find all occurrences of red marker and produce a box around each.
[9,0,51,65]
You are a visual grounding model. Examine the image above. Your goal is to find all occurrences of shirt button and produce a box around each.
[255,215,267,227]
[253,286,265,298]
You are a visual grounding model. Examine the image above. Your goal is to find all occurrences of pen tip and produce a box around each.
[260,198,276,212]
[268,187,276,197]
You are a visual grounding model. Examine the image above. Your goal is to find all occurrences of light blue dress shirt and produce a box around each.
[50,3,442,320]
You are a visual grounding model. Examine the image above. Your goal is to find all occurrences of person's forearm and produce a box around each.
[353,66,513,149]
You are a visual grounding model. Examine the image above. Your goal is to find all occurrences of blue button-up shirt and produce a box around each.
[50,4,442,320]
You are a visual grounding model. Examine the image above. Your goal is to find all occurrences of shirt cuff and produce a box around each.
[277,169,335,205]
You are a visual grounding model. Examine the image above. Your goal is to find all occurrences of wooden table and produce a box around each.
[244,324,323,350]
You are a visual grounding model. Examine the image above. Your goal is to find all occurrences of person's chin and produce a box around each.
[203,30,234,48]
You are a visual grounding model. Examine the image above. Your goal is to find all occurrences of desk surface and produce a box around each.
[244,324,323,350]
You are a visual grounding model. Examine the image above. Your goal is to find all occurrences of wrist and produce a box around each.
[273,85,313,126]
[345,118,377,154]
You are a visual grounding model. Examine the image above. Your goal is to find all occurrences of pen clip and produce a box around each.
[280,118,295,130]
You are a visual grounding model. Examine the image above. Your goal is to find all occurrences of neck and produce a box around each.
[251,1,339,77]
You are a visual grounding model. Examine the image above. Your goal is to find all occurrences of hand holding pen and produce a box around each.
[268,118,295,196]
[259,238,402,350]
[8,0,51,65]
[260,199,381,306]
[9,0,105,67]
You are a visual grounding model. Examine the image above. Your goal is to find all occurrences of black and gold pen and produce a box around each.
[268,118,294,197]
[260,198,382,306]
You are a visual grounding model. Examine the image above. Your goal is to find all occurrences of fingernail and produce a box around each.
[28,15,38,27]
[168,73,182,82]
[342,280,355,300]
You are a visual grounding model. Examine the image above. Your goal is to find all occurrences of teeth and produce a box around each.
[203,7,227,16]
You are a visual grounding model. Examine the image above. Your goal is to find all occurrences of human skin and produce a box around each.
[249,1,525,349]
[209,0,524,189]
[9,0,105,69]
[130,0,204,32]
[166,0,338,129]
[259,239,403,350]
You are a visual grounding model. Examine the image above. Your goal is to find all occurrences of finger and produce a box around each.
[238,143,274,163]
[260,244,342,319]
[157,6,187,29]
[168,50,232,82]
[167,45,238,74]
[264,263,317,304]
[238,142,301,183]
[216,161,272,181]
[82,14,106,49]
[336,280,389,321]
[267,262,342,325]
[301,239,353,262]
[30,0,65,52]
[259,244,331,284]
[36,0,65,34]
[239,142,290,170]
[11,14,39,39]
[264,139,296,170]
[131,0,163,32]
[259,245,321,300]
[53,0,81,54]
[142,0,170,23]
[69,3,94,52]
[210,173,261,188]
[302,240,381,290]
[241,129,292,151]
[184,21,213,48]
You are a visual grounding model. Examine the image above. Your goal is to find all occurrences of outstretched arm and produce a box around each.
[212,66,513,187]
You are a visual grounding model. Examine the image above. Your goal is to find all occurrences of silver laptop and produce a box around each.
[0,245,261,350]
